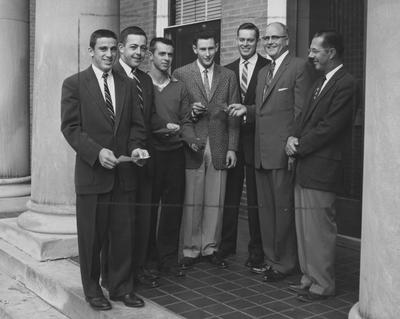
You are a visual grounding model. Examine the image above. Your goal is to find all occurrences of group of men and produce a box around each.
[60,21,356,311]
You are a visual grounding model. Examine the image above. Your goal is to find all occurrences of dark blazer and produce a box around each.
[295,68,357,193]
[61,66,146,194]
[173,61,240,170]
[225,54,269,165]
[247,53,313,169]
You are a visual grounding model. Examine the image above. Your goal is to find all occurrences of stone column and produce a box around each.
[0,0,120,260]
[349,1,400,318]
[0,0,30,216]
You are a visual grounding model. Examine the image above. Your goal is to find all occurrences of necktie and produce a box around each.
[203,68,211,101]
[240,60,249,102]
[102,73,115,124]
[262,61,275,100]
[131,69,144,110]
[313,76,326,100]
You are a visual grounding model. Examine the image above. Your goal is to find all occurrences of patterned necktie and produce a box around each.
[203,68,211,100]
[262,61,275,100]
[102,72,115,124]
[131,68,144,110]
[313,76,327,100]
[240,60,249,102]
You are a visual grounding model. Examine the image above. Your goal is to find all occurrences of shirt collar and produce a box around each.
[325,64,343,81]
[119,58,134,77]
[196,60,214,74]
[269,50,289,66]
[92,64,112,80]
[240,53,258,65]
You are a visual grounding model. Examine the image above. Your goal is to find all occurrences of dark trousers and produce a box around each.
[219,151,263,261]
[255,168,297,274]
[78,183,134,298]
[148,148,185,267]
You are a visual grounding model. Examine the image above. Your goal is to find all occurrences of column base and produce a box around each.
[0,177,30,217]
[0,195,30,217]
[349,302,364,319]
[0,218,77,261]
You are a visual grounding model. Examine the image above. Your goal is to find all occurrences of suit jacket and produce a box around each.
[294,68,357,193]
[113,61,167,177]
[61,66,146,194]
[173,61,240,170]
[225,54,269,165]
[247,53,313,169]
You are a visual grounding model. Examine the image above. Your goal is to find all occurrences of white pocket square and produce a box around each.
[278,87,288,92]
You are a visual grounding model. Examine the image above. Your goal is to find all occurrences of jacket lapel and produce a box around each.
[113,72,125,134]
[190,61,209,101]
[245,54,268,104]
[262,54,291,104]
[209,64,221,101]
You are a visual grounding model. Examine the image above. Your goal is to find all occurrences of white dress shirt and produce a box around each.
[119,58,135,79]
[269,50,289,77]
[197,60,215,89]
[239,53,258,87]
[320,64,344,93]
[92,64,116,112]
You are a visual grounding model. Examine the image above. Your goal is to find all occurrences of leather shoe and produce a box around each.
[85,296,112,311]
[262,268,287,282]
[135,273,159,288]
[297,291,329,302]
[142,267,160,280]
[288,284,309,296]
[160,265,186,278]
[179,257,196,270]
[250,264,268,275]
[110,293,145,308]
[206,253,229,269]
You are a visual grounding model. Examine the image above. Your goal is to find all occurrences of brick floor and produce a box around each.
[137,218,360,319]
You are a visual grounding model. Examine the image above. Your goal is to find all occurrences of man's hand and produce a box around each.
[189,138,205,152]
[228,104,247,117]
[192,102,207,116]
[285,136,299,156]
[225,150,237,168]
[166,123,180,132]
[131,148,150,167]
[99,148,118,169]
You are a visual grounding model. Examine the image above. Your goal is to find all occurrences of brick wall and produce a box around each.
[220,0,269,66]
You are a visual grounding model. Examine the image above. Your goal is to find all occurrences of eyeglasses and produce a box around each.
[261,35,287,42]
[308,48,329,55]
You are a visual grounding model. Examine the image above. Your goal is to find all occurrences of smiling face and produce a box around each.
[262,23,289,60]
[118,34,148,68]
[89,37,117,72]
[237,29,258,60]
[193,38,219,68]
[151,42,174,72]
[308,36,334,73]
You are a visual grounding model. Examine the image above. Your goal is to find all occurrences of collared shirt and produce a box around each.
[239,53,258,85]
[196,60,215,87]
[119,58,135,79]
[320,64,343,93]
[92,64,116,112]
[269,50,289,77]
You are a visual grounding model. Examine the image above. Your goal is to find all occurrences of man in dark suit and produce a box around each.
[229,22,312,281]
[113,26,179,287]
[173,31,240,269]
[61,29,147,310]
[286,30,357,302]
[218,23,268,270]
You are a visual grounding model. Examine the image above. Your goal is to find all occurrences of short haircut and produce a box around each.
[237,22,260,40]
[192,30,219,46]
[89,29,117,49]
[149,37,175,53]
[266,22,289,37]
[119,26,147,44]
[313,30,344,59]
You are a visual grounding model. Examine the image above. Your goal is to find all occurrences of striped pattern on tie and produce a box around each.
[262,61,275,100]
[132,69,144,110]
[203,68,211,101]
[240,60,249,101]
[102,72,115,123]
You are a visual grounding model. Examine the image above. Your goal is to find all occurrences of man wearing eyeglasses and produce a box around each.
[228,22,312,282]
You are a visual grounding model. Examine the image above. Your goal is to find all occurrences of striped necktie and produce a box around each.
[262,61,275,100]
[203,68,211,101]
[102,73,115,124]
[240,60,249,102]
[313,76,327,100]
[131,68,144,110]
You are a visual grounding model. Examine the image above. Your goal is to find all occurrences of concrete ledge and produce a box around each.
[0,238,181,319]
[0,218,78,261]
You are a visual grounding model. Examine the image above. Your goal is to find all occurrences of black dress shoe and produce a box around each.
[297,291,329,302]
[110,293,145,308]
[288,284,309,296]
[85,296,112,311]
[160,265,186,277]
[206,253,229,269]
[142,266,160,280]
[179,257,196,270]
[262,268,287,282]
[245,255,264,268]
[135,272,159,288]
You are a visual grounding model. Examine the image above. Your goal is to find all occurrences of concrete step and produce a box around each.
[0,237,182,319]
[0,270,68,319]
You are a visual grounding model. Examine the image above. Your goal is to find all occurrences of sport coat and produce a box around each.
[173,61,240,170]
[294,68,357,193]
[247,53,312,169]
[61,66,146,194]
[225,54,269,165]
